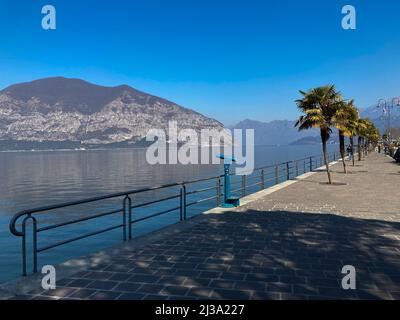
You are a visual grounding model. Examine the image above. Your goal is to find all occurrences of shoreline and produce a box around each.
[0,142,340,154]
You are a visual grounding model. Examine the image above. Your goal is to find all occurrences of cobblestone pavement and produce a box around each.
[10,153,400,300]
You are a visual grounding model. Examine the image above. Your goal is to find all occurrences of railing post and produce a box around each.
[33,218,38,273]
[310,157,313,172]
[22,231,26,276]
[128,197,132,240]
[180,187,183,221]
[182,184,187,220]
[261,169,265,189]
[304,159,306,174]
[122,196,127,241]
[216,178,221,207]
[275,165,279,184]
[22,217,28,276]
[22,215,38,275]
[286,162,290,180]
[295,161,299,177]
[242,175,246,197]
[123,195,132,240]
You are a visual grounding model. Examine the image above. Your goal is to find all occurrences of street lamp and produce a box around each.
[377,97,400,145]
[377,99,391,142]
[392,97,400,108]
[388,97,400,142]
[392,97,400,143]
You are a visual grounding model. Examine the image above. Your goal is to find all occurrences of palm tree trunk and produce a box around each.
[339,130,346,173]
[350,136,355,166]
[321,128,332,184]
[358,136,362,161]
[363,139,366,156]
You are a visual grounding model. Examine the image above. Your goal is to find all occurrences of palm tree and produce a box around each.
[295,85,342,184]
[369,127,380,152]
[340,106,360,167]
[333,100,358,173]
[369,125,380,145]
[356,118,369,161]
[362,119,380,153]
[350,134,356,166]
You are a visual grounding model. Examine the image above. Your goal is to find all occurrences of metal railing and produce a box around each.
[229,152,337,197]
[10,151,338,276]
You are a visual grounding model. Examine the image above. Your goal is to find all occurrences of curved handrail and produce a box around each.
[9,174,225,237]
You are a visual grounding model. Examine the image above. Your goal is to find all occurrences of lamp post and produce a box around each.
[392,97,400,110]
[377,99,391,142]
[392,97,400,144]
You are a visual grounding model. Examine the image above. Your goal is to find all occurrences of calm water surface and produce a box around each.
[0,145,337,284]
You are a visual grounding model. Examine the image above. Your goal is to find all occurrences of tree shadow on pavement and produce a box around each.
[22,210,400,300]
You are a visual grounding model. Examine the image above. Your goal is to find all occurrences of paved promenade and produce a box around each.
[8,153,400,300]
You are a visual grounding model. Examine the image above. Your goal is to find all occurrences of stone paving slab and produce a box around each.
[6,153,400,300]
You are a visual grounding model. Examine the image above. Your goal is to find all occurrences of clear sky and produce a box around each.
[0,0,399,125]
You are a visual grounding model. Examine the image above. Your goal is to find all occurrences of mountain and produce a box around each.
[290,136,321,145]
[0,77,224,146]
[232,119,319,145]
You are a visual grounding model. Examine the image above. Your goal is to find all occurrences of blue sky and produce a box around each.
[0,0,399,125]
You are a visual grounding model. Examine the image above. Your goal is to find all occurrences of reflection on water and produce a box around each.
[0,144,335,284]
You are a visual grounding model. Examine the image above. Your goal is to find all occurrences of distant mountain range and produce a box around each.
[0,77,224,149]
[232,100,400,146]
[231,119,320,146]
[0,77,397,150]
[289,136,322,145]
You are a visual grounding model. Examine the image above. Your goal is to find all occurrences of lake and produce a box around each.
[0,144,338,284]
